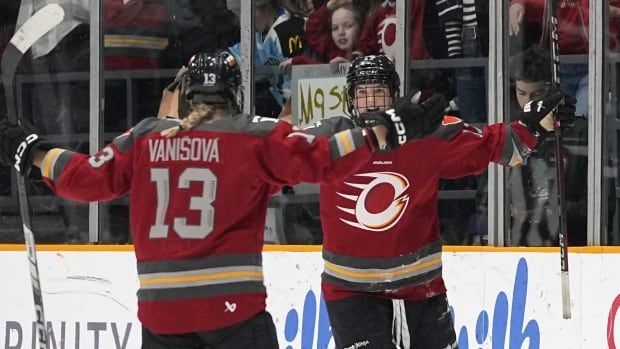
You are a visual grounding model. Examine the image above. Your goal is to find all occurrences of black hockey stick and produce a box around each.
[547,0,571,319]
[1,4,65,348]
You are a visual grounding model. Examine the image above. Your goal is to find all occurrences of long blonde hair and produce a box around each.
[160,103,220,138]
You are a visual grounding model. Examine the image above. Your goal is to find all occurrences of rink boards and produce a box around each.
[0,245,619,349]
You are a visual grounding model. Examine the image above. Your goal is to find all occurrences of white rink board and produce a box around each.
[1,250,620,348]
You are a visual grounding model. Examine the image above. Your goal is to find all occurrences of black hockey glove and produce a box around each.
[360,93,447,149]
[165,66,188,92]
[0,119,53,175]
[555,95,576,129]
[518,90,569,142]
[393,92,447,136]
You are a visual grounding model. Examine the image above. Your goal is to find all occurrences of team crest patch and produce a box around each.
[336,172,410,232]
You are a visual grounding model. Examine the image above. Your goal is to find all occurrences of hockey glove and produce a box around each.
[385,94,448,149]
[518,90,568,142]
[555,95,577,129]
[355,89,421,128]
[0,119,53,175]
[165,66,188,92]
[362,93,447,149]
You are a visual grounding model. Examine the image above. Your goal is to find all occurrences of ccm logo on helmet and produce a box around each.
[385,109,406,145]
[14,134,39,172]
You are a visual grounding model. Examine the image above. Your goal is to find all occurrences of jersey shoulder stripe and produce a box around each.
[304,116,356,136]
[114,117,181,152]
[194,113,282,137]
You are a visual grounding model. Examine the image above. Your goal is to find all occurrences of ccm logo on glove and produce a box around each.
[384,109,407,145]
[523,100,554,132]
[14,134,39,172]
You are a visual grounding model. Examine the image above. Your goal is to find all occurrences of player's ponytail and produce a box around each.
[161,103,214,138]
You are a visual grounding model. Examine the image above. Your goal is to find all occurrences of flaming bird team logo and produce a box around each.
[377,16,397,57]
[337,172,410,232]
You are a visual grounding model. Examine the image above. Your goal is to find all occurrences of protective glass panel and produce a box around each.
[99,0,241,243]
[417,0,490,245]
[603,2,620,245]
[0,1,90,243]
[262,0,361,244]
[504,0,590,246]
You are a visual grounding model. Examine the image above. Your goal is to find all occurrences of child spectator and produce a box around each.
[508,0,620,117]
[290,0,362,70]
[472,45,603,247]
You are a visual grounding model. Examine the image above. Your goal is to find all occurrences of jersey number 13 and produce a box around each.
[148,168,217,239]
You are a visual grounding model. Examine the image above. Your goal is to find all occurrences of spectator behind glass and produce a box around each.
[293,0,362,71]
[508,0,620,117]
[162,0,240,68]
[227,0,314,16]
[229,0,306,118]
[355,0,430,60]
[508,45,557,246]
[226,0,240,16]
[104,0,169,70]
[448,0,489,124]
[467,45,588,246]
[506,44,602,246]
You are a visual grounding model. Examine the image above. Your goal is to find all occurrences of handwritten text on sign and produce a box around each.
[296,77,347,127]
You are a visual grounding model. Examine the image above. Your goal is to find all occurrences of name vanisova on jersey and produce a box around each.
[148,137,220,163]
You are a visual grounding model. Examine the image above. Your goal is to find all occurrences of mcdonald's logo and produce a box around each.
[288,35,304,55]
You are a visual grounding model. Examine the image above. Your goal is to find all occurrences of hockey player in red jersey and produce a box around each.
[0,50,449,349]
[303,55,575,349]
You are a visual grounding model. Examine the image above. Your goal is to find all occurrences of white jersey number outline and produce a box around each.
[149,168,217,239]
[88,147,114,168]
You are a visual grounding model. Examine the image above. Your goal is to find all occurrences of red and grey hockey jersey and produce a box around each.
[40,114,377,334]
[305,115,537,301]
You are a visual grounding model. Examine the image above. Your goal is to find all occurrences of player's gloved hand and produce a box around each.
[518,91,571,141]
[392,92,447,136]
[556,95,576,129]
[0,119,53,175]
[165,66,188,92]
[361,93,448,149]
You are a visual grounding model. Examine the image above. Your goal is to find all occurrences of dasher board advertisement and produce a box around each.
[1,248,619,348]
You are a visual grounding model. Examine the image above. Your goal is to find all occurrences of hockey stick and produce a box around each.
[547,0,571,319]
[1,4,66,348]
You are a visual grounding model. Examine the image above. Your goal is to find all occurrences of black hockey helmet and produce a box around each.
[346,55,400,117]
[184,50,243,112]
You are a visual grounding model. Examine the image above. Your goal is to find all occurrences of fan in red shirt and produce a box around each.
[356,0,431,60]
[0,50,449,349]
[304,55,574,349]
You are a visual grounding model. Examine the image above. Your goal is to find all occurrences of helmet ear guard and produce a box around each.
[345,55,401,119]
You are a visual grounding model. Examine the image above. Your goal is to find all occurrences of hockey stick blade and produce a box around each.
[1,4,65,349]
[2,4,65,119]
